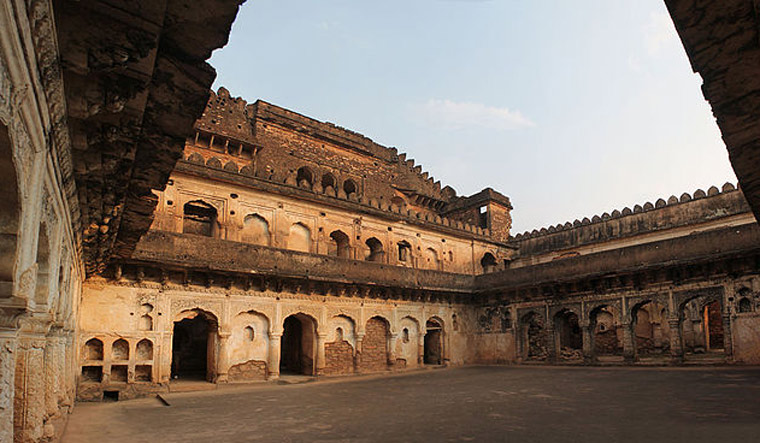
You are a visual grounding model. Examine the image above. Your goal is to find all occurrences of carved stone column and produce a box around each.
[722,314,733,360]
[622,322,635,363]
[0,334,17,443]
[267,333,281,379]
[61,333,74,410]
[581,325,594,364]
[43,332,61,422]
[14,335,47,443]
[668,318,684,364]
[215,332,230,383]
[315,333,327,375]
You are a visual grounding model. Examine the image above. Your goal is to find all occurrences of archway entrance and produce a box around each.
[590,306,622,360]
[280,314,317,375]
[554,310,582,360]
[172,311,218,381]
[424,319,443,365]
[520,312,547,361]
[632,300,669,360]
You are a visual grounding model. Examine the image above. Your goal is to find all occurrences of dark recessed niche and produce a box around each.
[103,391,119,402]
[167,200,173,206]
[230,210,236,215]
[387,227,392,231]
[82,366,102,383]
[135,365,152,382]
[111,365,128,383]
[230,193,239,199]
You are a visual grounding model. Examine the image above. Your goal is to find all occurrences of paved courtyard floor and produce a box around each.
[62,366,760,442]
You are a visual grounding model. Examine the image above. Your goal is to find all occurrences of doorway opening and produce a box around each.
[280,314,317,375]
[172,310,218,381]
[424,318,443,365]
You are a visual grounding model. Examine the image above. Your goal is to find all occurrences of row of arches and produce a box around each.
[295,166,358,199]
[167,308,447,382]
[84,338,154,362]
[517,292,730,363]
[180,200,499,271]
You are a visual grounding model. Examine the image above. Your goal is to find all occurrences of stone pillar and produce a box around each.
[43,333,60,421]
[545,326,556,363]
[622,322,635,363]
[581,325,594,364]
[14,336,46,443]
[668,318,683,364]
[62,333,74,408]
[0,335,17,443]
[418,334,425,365]
[388,333,398,367]
[315,333,327,375]
[216,332,230,383]
[722,313,733,359]
[354,333,364,371]
[267,333,281,379]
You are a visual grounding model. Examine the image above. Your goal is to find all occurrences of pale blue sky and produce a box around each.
[210,0,736,234]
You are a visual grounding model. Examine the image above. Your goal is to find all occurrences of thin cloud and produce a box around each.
[412,99,535,131]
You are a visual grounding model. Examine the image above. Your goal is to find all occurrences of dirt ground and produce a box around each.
[62,366,760,442]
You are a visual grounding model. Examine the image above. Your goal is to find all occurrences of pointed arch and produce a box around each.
[296,167,313,189]
[183,200,218,237]
[328,230,351,258]
[288,222,311,253]
[481,252,497,273]
[365,237,384,262]
[423,247,439,270]
[242,213,270,246]
[343,179,357,198]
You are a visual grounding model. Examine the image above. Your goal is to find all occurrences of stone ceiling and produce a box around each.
[666,0,760,223]
[53,0,244,275]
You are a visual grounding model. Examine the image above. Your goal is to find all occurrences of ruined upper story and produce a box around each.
[181,88,513,242]
[146,89,516,276]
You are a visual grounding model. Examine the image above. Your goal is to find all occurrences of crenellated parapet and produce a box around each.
[509,183,751,259]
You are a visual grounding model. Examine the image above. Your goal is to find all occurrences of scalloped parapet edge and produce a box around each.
[510,182,740,241]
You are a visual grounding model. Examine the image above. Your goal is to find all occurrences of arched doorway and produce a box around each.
[632,300,669,359]
[280,314,317,375]
[328,230,351,258]
[554,309,582,360]
[520,312,547,361]
[365,237,384,262]
[424,318,444,365]
[590,305,622,360]
[172,310,219,382]
[481,253,497,273]
[360,317,390,372]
